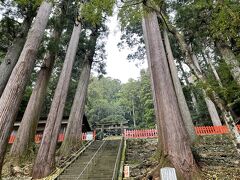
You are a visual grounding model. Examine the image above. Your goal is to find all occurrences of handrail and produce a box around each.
[112,137,124,180]
[76,140,106,179]
[52,140,94,179]
[118,138,126,180]
[59,140,93,168]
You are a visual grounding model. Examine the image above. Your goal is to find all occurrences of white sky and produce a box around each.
[103,12,148,83]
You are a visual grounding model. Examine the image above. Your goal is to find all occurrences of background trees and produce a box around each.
[86,72,155,129]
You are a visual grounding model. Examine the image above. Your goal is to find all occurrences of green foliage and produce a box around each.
[15,0,42,11]
[210,1,240,44]
[81,0,115,26]
[118,1,146,63]
[0,16,21,57]
[139,69,155,128]
[86,70,155,129]
[207,60,240,105]
[172,1,240,51]
[100,115,126,124]
[0,0,40,59]
[86,77,123,126]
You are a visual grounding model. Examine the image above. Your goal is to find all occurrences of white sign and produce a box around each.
[124,165,130,178]
[160,167,177,180]
[86,132,93,140]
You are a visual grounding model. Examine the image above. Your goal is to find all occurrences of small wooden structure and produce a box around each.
[95,121,128,136]
[12,114,91,134]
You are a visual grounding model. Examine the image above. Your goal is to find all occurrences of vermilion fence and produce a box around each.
[8,126,240,142]
[124,129,158,139]
[8,131,96,144]
[124,125,240,139]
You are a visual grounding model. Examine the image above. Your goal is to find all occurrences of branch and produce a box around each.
[142,3,175,34]
[93,59,104,63]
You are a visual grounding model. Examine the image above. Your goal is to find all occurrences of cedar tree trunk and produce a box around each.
[142,11,198,179]
[32,21,82,179]
[59,60,91,155]
[163,29,196,142]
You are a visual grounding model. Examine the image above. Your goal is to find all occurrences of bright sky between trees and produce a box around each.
[103,11,148,83]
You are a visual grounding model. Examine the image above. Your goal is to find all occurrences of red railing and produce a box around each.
[9,130,96,144]
[8,126,240,142]
[123,125,240,139]
[124,129,158,139]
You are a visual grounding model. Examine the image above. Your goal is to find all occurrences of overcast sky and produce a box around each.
[102,11,148,83]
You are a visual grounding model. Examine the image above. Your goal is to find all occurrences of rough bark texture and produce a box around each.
[32,21,82,179]
[10,36,60,159]
[60,29,99,155]
[0,2,52,177]
[142,12,198,179]
[10,1,66,160]
[163,29,196,142]
[173,29,240,152]
[217,42,240,86]
[0,18,33,96]
[59,60,91,155]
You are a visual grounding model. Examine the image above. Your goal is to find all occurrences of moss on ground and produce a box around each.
[124,135,240,179]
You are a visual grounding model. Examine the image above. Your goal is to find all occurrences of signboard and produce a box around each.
[86,132,93,140]
[124,165,130,178]
[160,167,177,180]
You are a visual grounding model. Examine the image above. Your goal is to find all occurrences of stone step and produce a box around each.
[58,140,121,180]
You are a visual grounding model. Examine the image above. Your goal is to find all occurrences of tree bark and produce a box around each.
[59,59,91,155]
[10,33,61,159]
[0,18,33,96]
[142,11,198,179]
[203,90,222,126]
[217,42,240,86]
[32,20,82,179]
[132,98,136,127]
[163,29,196,142]
[59,29,99,155]
[0,1,52,177]
[10,1,67,160]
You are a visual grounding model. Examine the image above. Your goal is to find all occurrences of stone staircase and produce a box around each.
[58,140,121,180]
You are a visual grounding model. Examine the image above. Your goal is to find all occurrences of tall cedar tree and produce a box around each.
[142,11,198,179]
[32,16,82,179]
[163,29,196,142]
[60,29,99,155]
